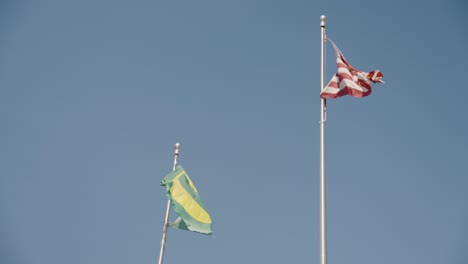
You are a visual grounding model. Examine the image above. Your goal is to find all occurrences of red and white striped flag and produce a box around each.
[320,39,384,99]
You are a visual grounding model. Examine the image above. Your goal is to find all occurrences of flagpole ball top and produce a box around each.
[174,143,180,154]
[320,15,326,27]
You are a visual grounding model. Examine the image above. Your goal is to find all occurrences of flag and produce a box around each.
[320,38,384,99]
[161,165,212,235]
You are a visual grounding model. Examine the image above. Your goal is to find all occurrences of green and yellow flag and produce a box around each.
[161,165,212,235]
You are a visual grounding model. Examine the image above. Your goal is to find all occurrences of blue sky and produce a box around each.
[1,0,467,264]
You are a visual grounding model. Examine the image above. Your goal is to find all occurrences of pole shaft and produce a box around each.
[319,15,327,264]
[158,143,180,264]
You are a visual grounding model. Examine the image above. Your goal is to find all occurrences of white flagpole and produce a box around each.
[158,143,180,264]
[319,15,327,264]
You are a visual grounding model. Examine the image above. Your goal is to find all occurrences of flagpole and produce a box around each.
[319,15,327,264]
[158,143,180,264]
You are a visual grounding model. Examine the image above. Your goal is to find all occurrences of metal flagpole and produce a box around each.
[158,143,180,264]
[319,15,327,264]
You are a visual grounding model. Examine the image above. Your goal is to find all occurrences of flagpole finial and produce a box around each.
[320,15,326,27]
[174,143,180,155]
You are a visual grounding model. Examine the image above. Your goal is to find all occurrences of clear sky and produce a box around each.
[1,0,467,264]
